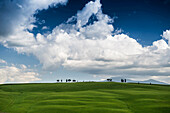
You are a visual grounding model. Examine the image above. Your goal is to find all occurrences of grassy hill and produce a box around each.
[0,82,170,113]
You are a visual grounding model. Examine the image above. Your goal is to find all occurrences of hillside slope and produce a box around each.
[0,82,170,113]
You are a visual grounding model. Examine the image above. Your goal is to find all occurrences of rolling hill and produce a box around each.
[0,82,170,113]
[104,77,167,84]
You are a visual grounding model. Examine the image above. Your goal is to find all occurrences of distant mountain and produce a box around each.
[140,79,167,85]
[103,77,168,85]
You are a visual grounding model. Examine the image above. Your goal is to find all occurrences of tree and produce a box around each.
[68,79,71,82]
[73,80,76,82]
[57,80,59,82]
[107,79,112,82]
[121,79,124,82]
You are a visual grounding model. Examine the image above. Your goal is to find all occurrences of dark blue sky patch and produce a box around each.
[32,0,94,35]
[31,0,170,46]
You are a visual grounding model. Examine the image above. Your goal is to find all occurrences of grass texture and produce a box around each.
[0,82,170,113]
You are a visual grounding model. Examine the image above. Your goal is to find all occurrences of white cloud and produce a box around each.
[20,64,27,69]
[0,0,170,83]
[162,29,170,45]
[76,0,101,27]
[0,59,7,64]
[42,26,48,30]
[0,61,40,84]
[28,24,37,31]
[0,0,68,39]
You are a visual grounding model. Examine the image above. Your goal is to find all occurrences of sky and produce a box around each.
[0,0,170,84]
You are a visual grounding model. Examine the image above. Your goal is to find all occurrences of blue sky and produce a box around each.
[0,0,170,84]
[33,0,170,45]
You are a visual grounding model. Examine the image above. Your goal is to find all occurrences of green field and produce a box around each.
[0,82,170,113]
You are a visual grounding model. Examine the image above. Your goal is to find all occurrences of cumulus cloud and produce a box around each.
[42,26,49,30]
[0,0,68,38]
[162,29,170,45]
[0,0,170,83]
[76,0,101,27]
[0,63,40,84]
[0,0,68,46]
[0,59,7,64]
